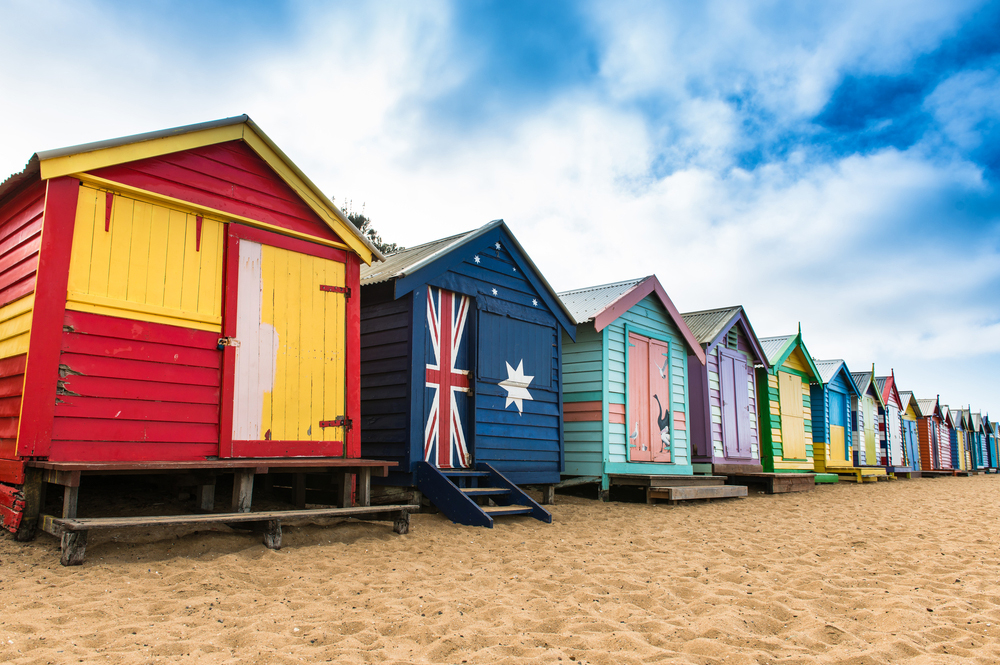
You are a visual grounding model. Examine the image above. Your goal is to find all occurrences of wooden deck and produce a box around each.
[605,474,745,505]
[647,485,748,505]
[826,466,887,483]
[723,472,816,494]
[21,458,401,562]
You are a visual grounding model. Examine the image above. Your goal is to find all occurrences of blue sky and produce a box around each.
[2,0,999,412]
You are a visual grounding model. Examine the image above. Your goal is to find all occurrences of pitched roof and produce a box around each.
[757,332,822,382]
[917,398,940,418]
[559,278,644,323]
[759,335,793,365]
[359,219,576,334]
[899,391,923,417]
[558,275,705,364]
[814,359,846,385]
[812,359,863,395]
[874,376,887,394]
[679,306,742,345]
[360,230,470,286]
[1,115,381,263]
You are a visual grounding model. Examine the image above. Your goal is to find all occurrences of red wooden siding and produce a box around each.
[90,141,345,246]
[50,310,221,461]
[564,401,602,422]
[0,180,44,309]
[0,355,26,458]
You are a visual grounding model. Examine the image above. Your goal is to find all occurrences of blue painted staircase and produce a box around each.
[415,462,552,528]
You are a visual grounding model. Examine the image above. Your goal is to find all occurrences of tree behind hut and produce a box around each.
[335,198,403,255]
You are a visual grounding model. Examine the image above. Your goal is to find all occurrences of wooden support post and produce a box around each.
[15,467,43,542]
[646,487,654,505]
[294,473,306,509]
[62,485,79,519]
[338,472,352,508]
[393,510,410,535]
[357,468,371,507]
[197,481,216,512]
[539,485,555,505]
[61,530,87,566]
[598,488,609,503]
[232,471,254,513]
[263,519,282,550]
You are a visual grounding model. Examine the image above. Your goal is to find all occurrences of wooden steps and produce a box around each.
[647,485,747,505]
[415,463,551,528]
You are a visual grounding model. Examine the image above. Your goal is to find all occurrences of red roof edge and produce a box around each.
[592,275,707,366]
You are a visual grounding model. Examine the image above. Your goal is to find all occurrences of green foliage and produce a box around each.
[334,197,403,255]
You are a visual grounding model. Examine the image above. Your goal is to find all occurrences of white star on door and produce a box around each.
[498,360,534,414]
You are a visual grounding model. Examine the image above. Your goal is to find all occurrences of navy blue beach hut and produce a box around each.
[358,220,576,527]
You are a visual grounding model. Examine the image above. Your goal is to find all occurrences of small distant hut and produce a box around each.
[809,359,862,480]
[899,391,922,475]
[916,396,951,473]
[875,371,911,476]
[849,369,888,479]
[754,330,822,492]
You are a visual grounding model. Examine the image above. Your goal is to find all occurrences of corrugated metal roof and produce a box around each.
[874,376,888,394]
[813,359,847,385]
[899,391,922,417]
[680,306,742,346]
[851,371,871,395]
[917,398,938,415]
[358,219,577,327]
[360,229,473,285]
[0,156,39,203]
[558,277,644,323]
[758,335,793,365]
[971,412,983,429]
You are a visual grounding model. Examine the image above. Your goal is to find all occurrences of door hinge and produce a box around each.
[217,337,240,350]
[320,417,352,430]
[320,285,351,297]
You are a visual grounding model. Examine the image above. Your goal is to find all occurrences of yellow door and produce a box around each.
[231,239,346,452]
[863,397,878,463]
[779,371,806,459]
[829,426,847,465]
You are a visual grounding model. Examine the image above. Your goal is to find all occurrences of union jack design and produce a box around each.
[424,287,472,468]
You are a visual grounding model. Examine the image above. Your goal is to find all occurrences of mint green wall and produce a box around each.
[562,324,605,476]
[560,293,692,481]
[606,294,690,472]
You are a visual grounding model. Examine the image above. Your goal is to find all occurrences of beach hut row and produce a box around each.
[0,117,995,557]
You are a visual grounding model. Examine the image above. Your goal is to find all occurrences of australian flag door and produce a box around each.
[424,287,474,469]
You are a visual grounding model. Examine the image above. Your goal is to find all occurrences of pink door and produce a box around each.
[628,332,672,463]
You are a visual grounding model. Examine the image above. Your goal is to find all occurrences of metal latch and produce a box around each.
[320,417,352,430]
[320,285,351,297]
[217,337,241,350]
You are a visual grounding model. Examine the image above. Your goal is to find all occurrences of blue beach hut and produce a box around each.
[358,220,576,526]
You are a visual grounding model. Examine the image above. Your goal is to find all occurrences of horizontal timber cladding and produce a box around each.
[0,180,45,311]
[67,186,224,332]
[561,324,605,477]
[606,294,689,469]
[359,283,412,470]
[475,307,562,484]
[51,311,222,461]
[88,140,345,245]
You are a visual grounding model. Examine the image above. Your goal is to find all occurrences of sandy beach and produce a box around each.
[1,474,998,664]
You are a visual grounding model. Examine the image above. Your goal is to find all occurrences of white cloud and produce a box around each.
[1,0,998,408]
